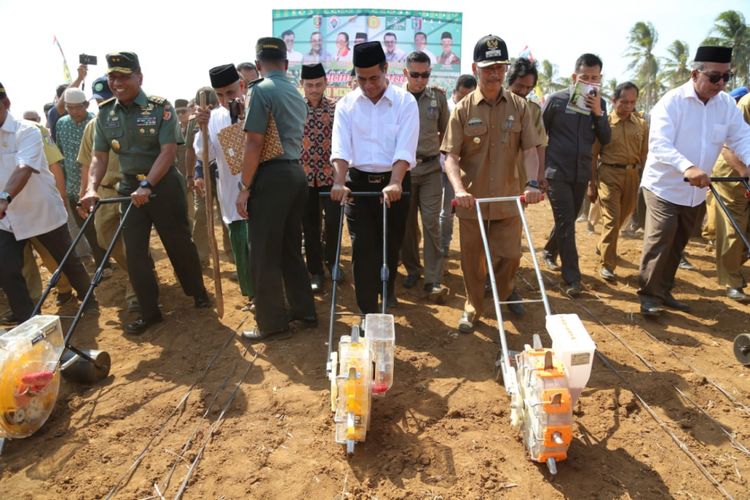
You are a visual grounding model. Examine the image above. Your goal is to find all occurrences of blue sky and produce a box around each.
[0,0,747,116]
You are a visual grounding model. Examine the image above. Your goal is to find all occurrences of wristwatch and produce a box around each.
[525,180,540,190]
[237,179,250,192]
[0,191,12,203]
[139,179,153,190]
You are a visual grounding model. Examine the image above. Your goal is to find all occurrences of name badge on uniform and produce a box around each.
[103,118,120,128]
[136,116,158,127]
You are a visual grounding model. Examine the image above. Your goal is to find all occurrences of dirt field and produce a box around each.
[1,202,749,499]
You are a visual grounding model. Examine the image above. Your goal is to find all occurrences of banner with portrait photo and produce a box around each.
[272,9,462,98]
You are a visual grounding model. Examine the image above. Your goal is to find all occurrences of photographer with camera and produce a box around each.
[541,53,611,296]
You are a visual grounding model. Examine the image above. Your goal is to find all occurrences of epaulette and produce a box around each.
[247,78,265,89]
[98,97,116,107]
[429,85,446,96]
[148,95,166,105]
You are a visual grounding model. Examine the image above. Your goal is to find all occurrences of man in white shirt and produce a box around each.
[330,41,419,313]
[413,32,437,64]
[193,64,253,310]
[0,82,96,323]
[382,32,406,64]
[281,30,303,64]
[638,46,750,317]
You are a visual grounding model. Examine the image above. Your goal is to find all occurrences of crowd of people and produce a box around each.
[1,32,749,341]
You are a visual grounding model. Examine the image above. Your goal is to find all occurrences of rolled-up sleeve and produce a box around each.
[648,98,694,174]
[392,95,418,167]
[330,98,352,163]
[16,125,46,173]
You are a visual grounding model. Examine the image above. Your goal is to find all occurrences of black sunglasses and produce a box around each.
[700,70,733,84]
[409,71,431,79]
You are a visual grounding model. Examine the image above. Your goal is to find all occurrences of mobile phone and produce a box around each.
[79,54,98,65]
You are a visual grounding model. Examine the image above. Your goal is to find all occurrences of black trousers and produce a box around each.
[69,195,110,268]
[0,223,91,321]
[248,159,315,332]
[345,168,410,313]
[544,178,588,285]
[302,185,341,276]
[120,167,206,321]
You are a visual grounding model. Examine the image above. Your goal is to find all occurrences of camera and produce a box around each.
[79,54,98,65]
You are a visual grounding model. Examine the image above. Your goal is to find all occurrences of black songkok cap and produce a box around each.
[209,64,240,89]
[355,32,368,41]
[256,37,287,61]
[301,63,326,80]
[694,46,733,64]
[353,41,385,68]
[174,98,189,109]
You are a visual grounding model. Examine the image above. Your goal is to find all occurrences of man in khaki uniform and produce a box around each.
[507,57,547,192]
[591,81,648,281]
[78,75,138,311]
[711,92,750,302]
[400,50,450,302]
[442,35,543,333]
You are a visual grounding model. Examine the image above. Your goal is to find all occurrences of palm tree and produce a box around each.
[626,21,661,109]
[703,10,750,87]
[538,59,565,96]
[602,78,618,102]
[662,40,691,89]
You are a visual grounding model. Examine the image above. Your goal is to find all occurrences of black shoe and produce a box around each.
[543,252,560,271]
[505,289,524,316]
[458,311,475,333]
[55,291,74,307]
[663,293,691,312]
[403,273,420,289]
[678,256,696,270]
[82,298,100,315]
[289,314,318,329]
[125,314,163,335]
[563,281,582,297]
[310,274,324,294]
[0,310,20,325]
[241,326,290,341]
[194,293,211,308]
[640,302,662,318]
[727,287,750,303]
[599,267,616,282]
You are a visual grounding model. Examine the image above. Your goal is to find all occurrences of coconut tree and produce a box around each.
[626,21,661,109]
[662,40,691,89]
[703,10,750,87]
[538,59,565,96]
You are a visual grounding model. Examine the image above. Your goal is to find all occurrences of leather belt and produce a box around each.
[602,162,639,170]
[417,154,439,163]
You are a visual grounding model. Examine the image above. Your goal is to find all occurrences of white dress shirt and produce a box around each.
[0,113,67,240]
[641,81,750,206]
[193,106,243,225]
[331,82,419,173]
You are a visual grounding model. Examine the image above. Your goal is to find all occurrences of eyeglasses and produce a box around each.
[699,70,733,84]
[409,71,431,79]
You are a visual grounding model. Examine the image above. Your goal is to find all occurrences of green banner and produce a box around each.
[273,9,463,98]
